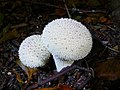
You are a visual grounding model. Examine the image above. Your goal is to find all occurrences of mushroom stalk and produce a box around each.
[53,55,74,72]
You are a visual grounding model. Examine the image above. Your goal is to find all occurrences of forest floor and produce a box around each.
[0,0,120,90]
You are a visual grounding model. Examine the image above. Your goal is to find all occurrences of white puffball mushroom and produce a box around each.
[41,18,93,72]
[18,35,50,68]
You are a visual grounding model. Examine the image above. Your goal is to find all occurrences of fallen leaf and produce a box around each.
[34,88,60,90]
[14,71,24,84]
[99,26,108,31]
[84,17,93,23]
[27,67,38,82]
[48,1,66,17]
[34,84,74,90]
[15,59,38,82]
[55,8,66,17]
[106,19,112,24]
[83,17,96,23]
[113,45,119,51]
[0,24,10,38]
[99,16,108,23]
[57,84,74,90]
[0,28,20,43]
[95,59,120,80]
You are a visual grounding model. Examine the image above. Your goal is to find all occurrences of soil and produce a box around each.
[0,0,120,90]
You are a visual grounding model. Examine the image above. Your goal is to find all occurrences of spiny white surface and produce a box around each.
[53,55,74,72]
[18,35,50,68]
[42,18,92,61]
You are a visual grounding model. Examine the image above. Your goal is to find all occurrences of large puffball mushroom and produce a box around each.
[41,18,93,72]
[18,35,50,68]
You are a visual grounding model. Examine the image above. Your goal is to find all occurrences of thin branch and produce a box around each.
[107,25,116,31]
[26,65,91,90]
[85,23,119,53]
[63,0,71,18]
[10,23,28,28]
[38,65,91,86]
[27,1,106,14]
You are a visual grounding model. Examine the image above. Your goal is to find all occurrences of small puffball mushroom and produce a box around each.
[18,35,50,68]
[41,18,93,72]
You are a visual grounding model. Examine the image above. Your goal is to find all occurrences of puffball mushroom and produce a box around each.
[41,18,93,72]
[18,35,50,68]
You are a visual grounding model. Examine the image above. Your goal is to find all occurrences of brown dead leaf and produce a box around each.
[95,59,120,80]
[83,17,96,23]
[0,28,20,43]
[34,88,60,90]
[55,8,66,16]
[14,71,24,84]
[57,84,74,90]
[100,26,108,31]
[34,84,74,90]
[27,67,38,82]
[0,24,10,39]
[15,59,38,82]
[52,1,66,16]
[99,16,108,23]
[106,19,112,24]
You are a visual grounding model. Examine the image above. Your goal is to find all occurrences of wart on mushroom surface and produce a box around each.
[18,35,50,68]
[41,18,93,72]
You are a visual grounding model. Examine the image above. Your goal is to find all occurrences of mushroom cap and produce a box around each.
[41,18,92,60]
[18,35,50,68]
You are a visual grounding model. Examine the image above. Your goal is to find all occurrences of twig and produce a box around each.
[26,1,106,14]
[77,9,106,13]
[107,25,116,31]
[63,0,71,18]
[26,65,91,90]
[84,59,89,69]
[10,23,28,28]
[79,75,92,89]
[85,23,119,53]
[107,46,119,53]
[39,65,91,86]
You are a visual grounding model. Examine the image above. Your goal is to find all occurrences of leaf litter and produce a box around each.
[0,0,120,90]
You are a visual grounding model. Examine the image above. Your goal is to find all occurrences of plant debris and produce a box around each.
[0,0,120,90]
